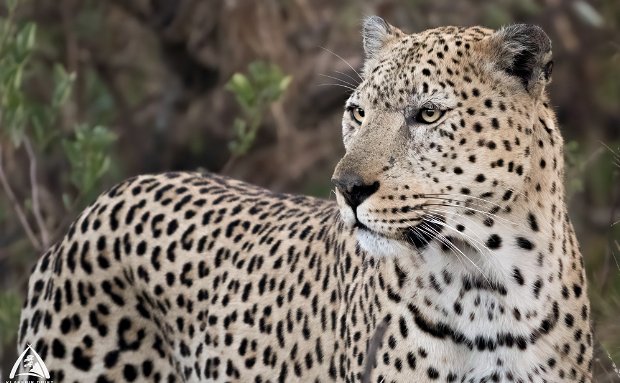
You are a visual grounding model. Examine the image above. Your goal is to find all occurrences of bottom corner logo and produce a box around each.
[9,344,51,380]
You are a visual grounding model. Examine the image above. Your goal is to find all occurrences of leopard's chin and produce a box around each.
[354,224,412,258]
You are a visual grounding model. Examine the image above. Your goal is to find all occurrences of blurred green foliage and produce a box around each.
[0,3,37,147]
[0,1,115,351]
[62,125,116,201]
[226,61,291,157]
[0,291,21,347]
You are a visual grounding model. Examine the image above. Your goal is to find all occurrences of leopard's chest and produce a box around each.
[339,243,569,383]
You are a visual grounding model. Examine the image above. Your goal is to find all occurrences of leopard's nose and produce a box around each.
[331,174,380,211]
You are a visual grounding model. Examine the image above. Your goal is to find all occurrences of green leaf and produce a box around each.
[29,104,59,147]
[226,73,255,112]
[62,124,116,193]
[13,22,36,62]
[22,22,36,50]
[225,61,291,160]
[52,64,75,109]
[12,64,23,88]
[229,118,249,156]
[279,75,292,93]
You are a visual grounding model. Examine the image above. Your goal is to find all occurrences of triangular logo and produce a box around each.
[9,344,51,379]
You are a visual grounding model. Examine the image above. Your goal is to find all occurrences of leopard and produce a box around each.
[17,16,593,383]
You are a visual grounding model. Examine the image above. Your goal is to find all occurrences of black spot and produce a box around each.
[399,316,408,338]
[407,352,417,370]
[528,213,539,232]
[453,302,463,315]
[573,284,582,298]
[486,234,502,249]
[136,241,147,256]
[533,278,543,298]
[515,165,524,176]
[512,267,525,285]
[142,360,154,376]
[123,364,138,381]
[104,351,120,368]
[491,118,499,129]
[72,347,92,371]
[60,317,72,334]
[166,219,179,235]
[562,285,570,299]
[427,367,440,379]
[516,237,534,250]
[52,338,66,358]
[97,254,110,269]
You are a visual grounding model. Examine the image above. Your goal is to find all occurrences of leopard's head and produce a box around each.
[332,17,555,256]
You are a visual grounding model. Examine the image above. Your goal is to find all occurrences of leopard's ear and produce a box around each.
[487,24,553,95]
[362,16,404,60]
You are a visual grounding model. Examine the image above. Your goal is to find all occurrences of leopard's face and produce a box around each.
[332,21,553,256]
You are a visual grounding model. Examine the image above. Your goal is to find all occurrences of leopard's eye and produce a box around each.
[350,107,365,125]
[416,108,445,124]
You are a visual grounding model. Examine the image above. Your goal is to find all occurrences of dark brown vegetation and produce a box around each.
[0,0,619,380]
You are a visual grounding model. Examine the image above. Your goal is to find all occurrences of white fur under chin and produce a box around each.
[356,229,411,258]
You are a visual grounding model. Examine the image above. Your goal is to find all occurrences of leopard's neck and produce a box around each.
[339,222,588,381]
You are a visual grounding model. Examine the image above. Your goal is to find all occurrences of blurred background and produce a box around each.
[0,0,618,380]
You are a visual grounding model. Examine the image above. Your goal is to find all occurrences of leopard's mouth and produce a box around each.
[355,214,444,251]
[354,221,398,239]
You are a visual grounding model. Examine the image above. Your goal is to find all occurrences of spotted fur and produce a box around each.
[19,17,592,382]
